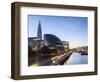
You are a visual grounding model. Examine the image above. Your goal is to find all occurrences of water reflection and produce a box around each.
[64,52,88,65]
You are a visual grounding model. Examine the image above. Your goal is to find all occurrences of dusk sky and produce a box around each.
[28,15,88,48]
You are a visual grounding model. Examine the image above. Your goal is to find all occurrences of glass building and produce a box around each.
[44,34,65,54]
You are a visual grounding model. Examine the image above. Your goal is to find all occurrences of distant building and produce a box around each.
[62,41,69,51]
[37,21,42,40]
[28,21,44,50]
[28,37,38,49]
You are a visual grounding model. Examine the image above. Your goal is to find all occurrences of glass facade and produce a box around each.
[44,34,65,53]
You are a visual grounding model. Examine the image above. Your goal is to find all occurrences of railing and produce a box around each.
[51,51,73,65]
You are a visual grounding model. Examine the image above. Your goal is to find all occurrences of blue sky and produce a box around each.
[28,15,88,48]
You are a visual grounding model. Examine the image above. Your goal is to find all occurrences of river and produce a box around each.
[64,52,88,65]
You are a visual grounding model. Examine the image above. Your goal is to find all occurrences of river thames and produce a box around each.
[64,52,88,65]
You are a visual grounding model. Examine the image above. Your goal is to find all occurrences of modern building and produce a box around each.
[62,41,69,51]
[28,21,44,50]
[28,21,69,54]
[37,21,42,40]
[44,34,65,54]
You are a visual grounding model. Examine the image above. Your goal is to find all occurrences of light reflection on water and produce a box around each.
[64,52,88,65]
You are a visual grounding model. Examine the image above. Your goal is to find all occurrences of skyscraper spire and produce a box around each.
[37,21,42,40]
